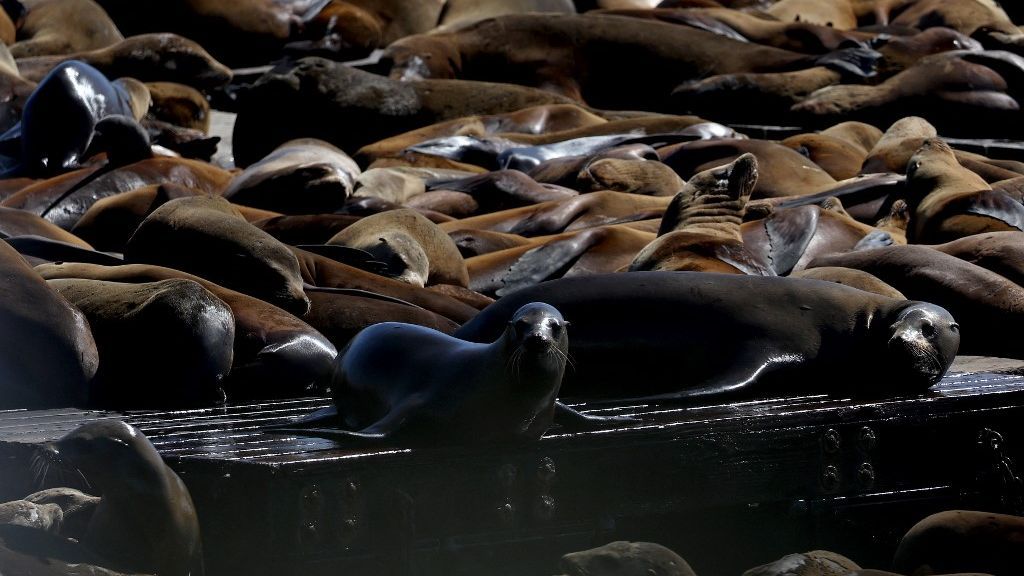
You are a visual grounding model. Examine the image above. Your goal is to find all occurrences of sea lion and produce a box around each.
[326,208,470,288]
[384,13,879,110]
[39,421,203,576]
[124,195,311,315]
[48,278,234,409]
[809,244,1024,358]
[557,542,697,576]
[11,0,123,58]
[144,81,209,132]
[0,239,97,409]
[790,267,906,299]
[905,138,1023,243]
[629,153,768,274]
[456,272,960,400]
[894,510,1024,576]
[16,33,233,89]
[278,302,623,443]
[233,58,581,166]
[36,261,338,400]
[222,138,361,215]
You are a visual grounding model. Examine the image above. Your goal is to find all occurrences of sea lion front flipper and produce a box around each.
[496,229,606,297]
[553,401,637,431]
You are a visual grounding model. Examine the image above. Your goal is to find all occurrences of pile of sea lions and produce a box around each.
[2,0,1024,573]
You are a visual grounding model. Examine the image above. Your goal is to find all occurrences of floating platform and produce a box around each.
[2,367,1024,576]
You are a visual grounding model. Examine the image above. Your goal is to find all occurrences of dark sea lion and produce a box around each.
[894,510,1024,576]
[0,239,97,409]
[905,138,1022,243]
[557,541,697,576]
[39,421,203,576]
[279,302,622,443]
[37,261,338,400]
[254,213,360,246]
[222,138,360,215]
[742,550,860,576]
[457,272,959,400]
[790,267,906,299]
[2,156,232,229]
[629,153,768,274]
[809,244,1024,358]
[290,246,478,324]
[0,205,92,246]
[16,33,232,89]
[660,139,837,199]
[49,278,234,409]
[233,58,581,166]
[145,81,209,132]
[384,13,879,110]
[11,0,123,58]
[929,231,1024,287]
[326,208,470,288]
[439,191,671,236]
[124,195,311,315]
[303,286,459,351]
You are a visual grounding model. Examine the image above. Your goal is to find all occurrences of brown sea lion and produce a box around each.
[456,272,960,400]
[629,153,768,274]
[222,138,360,215]
[905,138,1022,243]
[49,278,234,409]
[790,267,906,299]
[16,33,232,89]
[0,239,97,408]
[894,510,1024,576]
[326,208,470,288]
[2,157,233,229]
[12,0,123,58]
[124,195,311,315]
[809,244,1024,358]
[39,421,203,576]
[439,191,672,236]
[37,261,338,400]
[144,81,209,132]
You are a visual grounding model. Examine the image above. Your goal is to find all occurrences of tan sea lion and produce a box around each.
[12,0,123,58]
[326,208,470,288]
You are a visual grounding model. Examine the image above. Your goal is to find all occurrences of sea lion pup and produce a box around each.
[438,191,672,237]
[11,0,123,58]
[124,196,311,315]
[223,139,360,215]
[0,239,98,409]
[790,267,906,300]
[36,261,338,400]
[144,82,209,132]
[326,208,470,288]
[629,153,769,274]
[48,278,234,409]
[16,33,232,90]
[233,58,582,167]
[557,541,697,576]
[894,510,1024,576]
[659,139,837,199]
[383,13,879,110]
[791,51,1020,135]
[275,303,626,444]
[809,244,1024,359]
[456,273,959,401]
[905,138,1023,243]
[39,421,203,576]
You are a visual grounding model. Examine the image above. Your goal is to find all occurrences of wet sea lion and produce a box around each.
[457,272,959,401]
[223,138,360,215]
[809,244,1024,358]
[49,278,234,409]
[11,0,123,58]
[0,239,97,409]
[124,195,311,315]
[790,267,906,299]
[278,302,622,443]
[326,208,470,288]
[37,261,338,400]
[39,421,203,576]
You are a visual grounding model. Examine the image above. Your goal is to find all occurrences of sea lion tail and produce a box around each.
[815,47,881,79]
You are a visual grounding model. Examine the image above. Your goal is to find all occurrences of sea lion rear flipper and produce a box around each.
[553,401,637,430]
[496,229,606,297]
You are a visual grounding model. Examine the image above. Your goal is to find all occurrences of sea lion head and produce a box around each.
[886,302,960,390]
[505,302,569,355]
[41,420,165,492]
